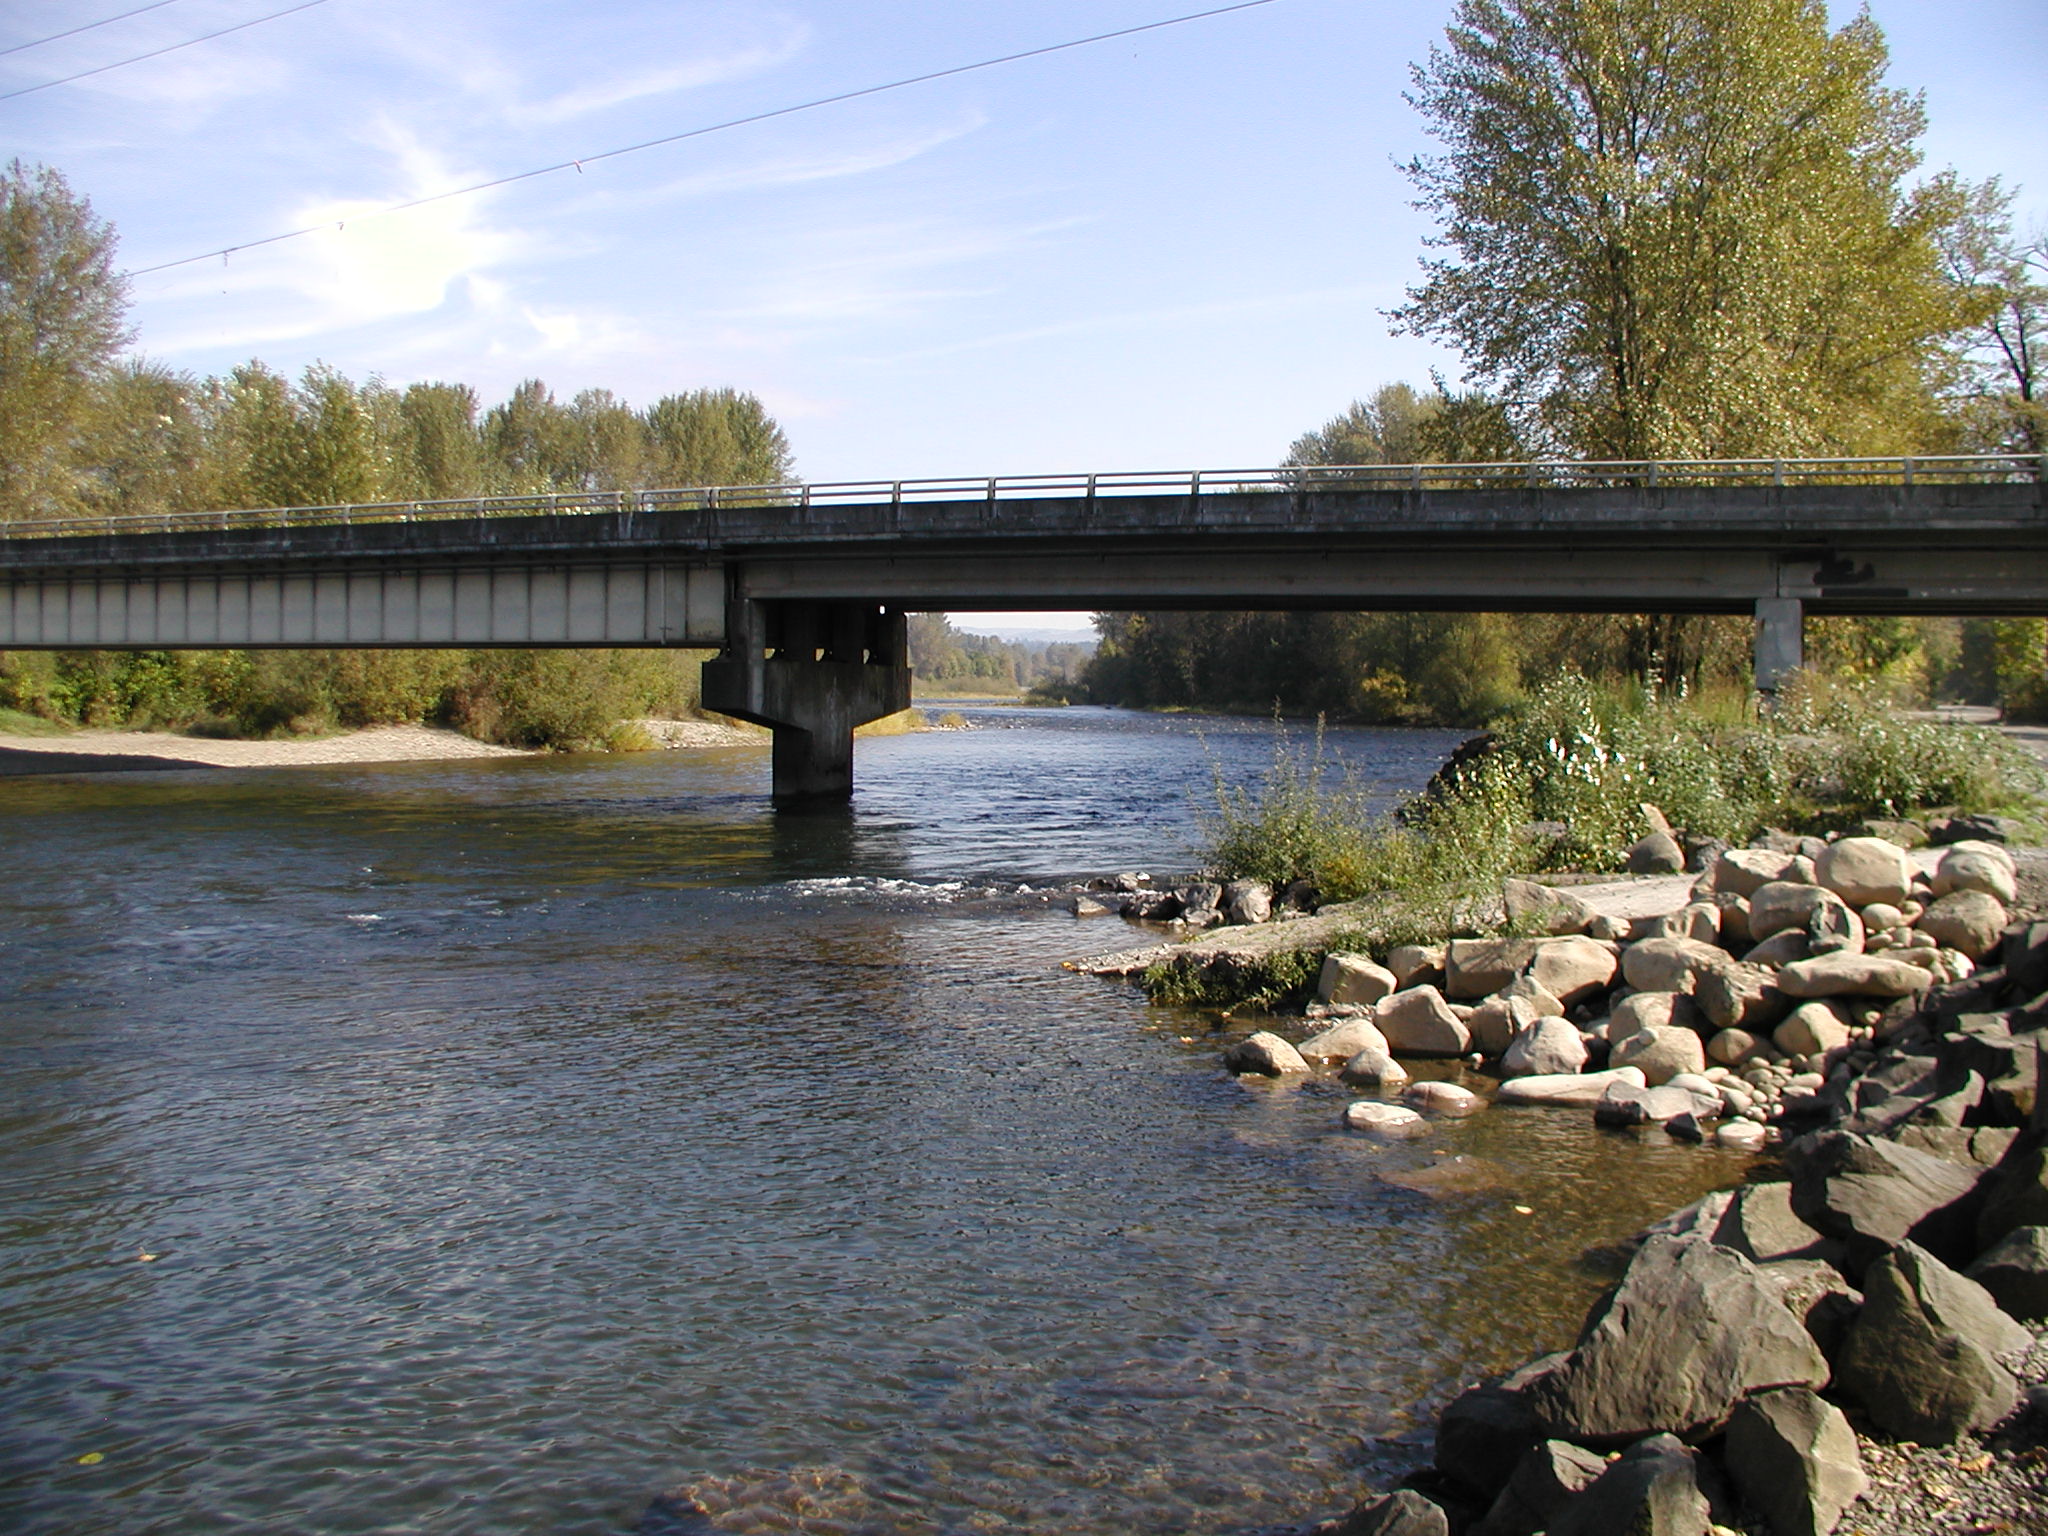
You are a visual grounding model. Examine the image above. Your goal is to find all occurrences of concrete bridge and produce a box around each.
[3,456,2042,803]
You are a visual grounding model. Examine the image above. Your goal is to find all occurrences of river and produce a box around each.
[0,707,1751,1535]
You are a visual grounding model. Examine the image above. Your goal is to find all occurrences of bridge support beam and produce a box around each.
[1754,597,1804,698]
[699,598,911,806]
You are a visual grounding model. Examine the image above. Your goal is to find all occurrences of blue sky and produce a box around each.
[8,0,2046,635]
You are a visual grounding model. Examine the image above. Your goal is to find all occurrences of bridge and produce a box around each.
[3,455,2043,803]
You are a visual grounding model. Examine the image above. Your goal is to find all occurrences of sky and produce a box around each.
[8,0,2046,638]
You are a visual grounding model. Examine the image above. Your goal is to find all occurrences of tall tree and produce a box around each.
[1936,177,2046,455]
[0,160,131,521]
[645,388,795,487]
[397,382,488,499]
[1394,0,1977,460]
[1285,383,1440,467]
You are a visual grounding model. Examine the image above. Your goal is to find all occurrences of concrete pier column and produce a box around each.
[700,598,912,806]
[1753,597,1804,699]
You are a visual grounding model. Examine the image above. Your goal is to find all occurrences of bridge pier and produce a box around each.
[1753,597,1804,698]
[699,598,912,806]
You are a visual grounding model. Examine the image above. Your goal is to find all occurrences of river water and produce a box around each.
[0,708,1751,1535]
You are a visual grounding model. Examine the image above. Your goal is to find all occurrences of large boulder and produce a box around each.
[1594,1079,1720,1127]
[1713,847,1807,897]
[1774,1001,1852,1061]
[1785,1130,1986,1276]
[1915,890,2009,961]
[1341,1047,1409,1088]
[1723,1388,1868,1536]
[1472,1440,1608,1536]
[1298,1015,1392,1064]
[1344,1100,1430,1137]
[1815,836,1916,909]
[1832,1242,2030,1442]
[1978,1143,2048,1248]
[1501,1018,1589,1078]
[1750,882,1859,944]
[1696,961,1792,1032]
[1609,990,1703,1042]
[1546,1433,1713,1536]
[1319,953,1398,1007]
[1327,1489,1448,1536]
[1434,1355,1569,1503]
[1223,1031,1309,1075]
[1446,938,1540,999]
[1709,1181,1839,1265]
[1621,937,1728,996]
[1222,878,1273,925]
[1502,878,1600,936]
[1933,844,2019,905]
[1386,943,1447,989]
[1609,1025,1708,1087]
[1495,1065,1646,1107]
[1525,1236,1828,1444]
[1965,1225,2048,1322]
[1526,935,1620,1007]
[1466,994,1542,1058]
[1757,1258,1863,1361]
[1627,830,1687,875]
[1376,985,1472,1057]
[1776,953,1935,999]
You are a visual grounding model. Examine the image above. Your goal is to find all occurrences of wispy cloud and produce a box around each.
[516,24,809,125]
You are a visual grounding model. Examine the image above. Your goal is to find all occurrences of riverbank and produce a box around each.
[0,716,780,774]
[1077,829,2048,1534]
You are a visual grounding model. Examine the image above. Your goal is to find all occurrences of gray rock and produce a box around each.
[1805,894,1866,955]
[1610,990,1703,1042]
[1743,929,1813,968]
[1627,830,1687,875]
[1473,1440,1607,1536]
[1758,1258,1863,1360]
[1446,937,1540,998]
[1785,1130,1986,1277]
[1916,889,2009,960]
[1466,993,1542,1058]
[1979,1143,2048,1248]
[1710,1181,1839,1265]
[1775,1000,1852,1060]
[1376,985,1472,1057]
[1724,1388,1868,1536]
[1609,1024,1708,1087]
[1495,1065,1646,1107]
[1222,878,1273,926]
[1621,936,1728,995]
[1696,961,1791,1032]
[1223,1030,1309,1076]
[1434,1357,1567,1502]
[1833,1241,2027,1442]
[1525,1236,1828,1443]
[1327,1488,1448,1536]
[1502,877,1600,936]
[1815,836,1916,908]
[1298,1014,1392,1064]
[1526,935,1622,1007]
[1385,943,1446,989]
[1654,902,1722,944]
[1341,1047,1409,1088]
[1932,845,2019,905]
[1928,814,2018,846]
[1965,1224,2048,1322]
[1776,953,1935,999]
[1344,1100,1430,1137]
[1594,1080,1720,1127]
[1547,1433,1712,1536]
[1750,881,1857,943]
[1501,1018,1589,1078]
[1071,894,1114,916]
[1405,1080,1485,1116]
[1175,881,1223,915]
[1318,952,1399,1007]
[1714,847,1807,897]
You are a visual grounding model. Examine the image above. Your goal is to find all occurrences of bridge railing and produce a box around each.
[2,453,2040,540]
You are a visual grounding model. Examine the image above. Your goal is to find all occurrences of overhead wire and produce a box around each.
[122,0,1280,279]
[0,0,190,59]
[0,0,335,103]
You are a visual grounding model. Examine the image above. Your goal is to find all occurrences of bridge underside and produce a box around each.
[4,478,2042,801]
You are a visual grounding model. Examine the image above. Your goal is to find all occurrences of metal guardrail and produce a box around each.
[2,454,2042,541]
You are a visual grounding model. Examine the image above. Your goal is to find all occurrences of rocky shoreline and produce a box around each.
[1077,818,2048,1535]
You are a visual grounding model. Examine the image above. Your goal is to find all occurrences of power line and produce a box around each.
[123,0,1280,278]
[0,0,189,59]
[0,0,334,103]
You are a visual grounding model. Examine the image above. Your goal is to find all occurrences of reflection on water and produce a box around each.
[0,710,1750,1534]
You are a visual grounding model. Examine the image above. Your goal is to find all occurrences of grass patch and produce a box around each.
[0,706,70,737]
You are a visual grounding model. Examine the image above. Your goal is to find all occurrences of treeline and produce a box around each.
[0,160,791,747]
[905,614,1092,695]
